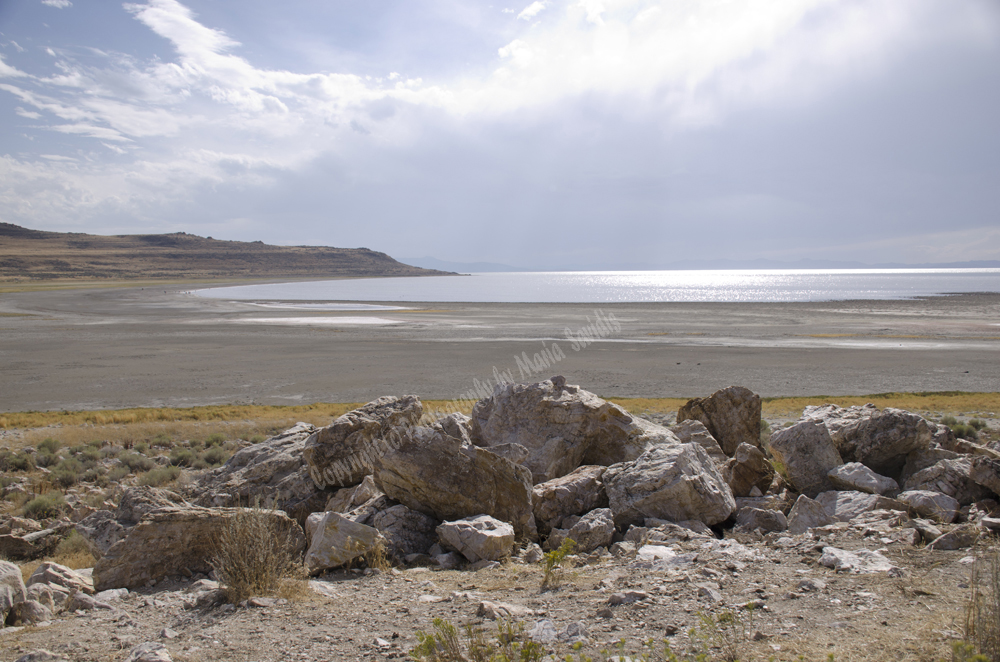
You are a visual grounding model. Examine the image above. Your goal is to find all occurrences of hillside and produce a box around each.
[0,223,448,280]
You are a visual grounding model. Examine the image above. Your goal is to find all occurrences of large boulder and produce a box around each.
[603,443,736,528]
[725,443,775,497]
[74,511,126,560]
[305,396,423,490]
[545,508,615,553]
[786,494,834,534]
[375,425,536,538]
[371,504,439,560]
[436,515,515,563]
[735,507,788,534]
[532,465,609,534]
[970,456,1000,495]
[802,404,932,478]
[93,505,306,591]
[827,463,898,496]
[471,376,678,484]
[676,386,761,456]
[814,491,906,523]
[903,458,990,505]
[767,421,843,498]
[305,512,384,574]
[1,560,27,621]
[900,447,961,485]
[324,475,384,514]
[669,419,728,469]
[189,423,327,524]
[897,490,960,523]
[27,563,93,595]
[77,486,189,560]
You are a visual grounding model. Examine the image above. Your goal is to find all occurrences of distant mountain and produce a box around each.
[397,256,528,273]
[0,223,451,281]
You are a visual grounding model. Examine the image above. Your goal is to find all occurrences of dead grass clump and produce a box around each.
[210,502,300,604]
[964,546,1000,661]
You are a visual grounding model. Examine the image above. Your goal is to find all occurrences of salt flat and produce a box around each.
[0,285,997,412]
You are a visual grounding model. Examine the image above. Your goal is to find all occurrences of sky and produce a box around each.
[0,0,998,270]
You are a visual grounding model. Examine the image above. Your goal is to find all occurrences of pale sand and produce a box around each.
[1,284,998,412]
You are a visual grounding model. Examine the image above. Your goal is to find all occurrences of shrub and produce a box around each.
[0,451,35,472]
[100,446,121,459]
[689,604,756,662]
[210,501,299,603]
[541,538,576,590]
[53,457,83,486]
[954,424,979,441]
[201,445,230,467]
[411,618,545,662]
[76,446,101,464]
[119,452,154,473]
[249,434,266,444]
[971,419,988,431]
[170,448,195,467]
[35,452,58,468]
[963,547,1000,661]
[151,433,173,448]
[206,432,226,446]
[23,492,66,520]
[759,419,771,445]
[37,437,61,454]
[943,415,960,427]
[134,442,149,454]
[107,465,129,483]
[138,465,181,487]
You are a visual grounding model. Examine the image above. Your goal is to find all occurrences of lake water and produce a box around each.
[195,269,1000,304]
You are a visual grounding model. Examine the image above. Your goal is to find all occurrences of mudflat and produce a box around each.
[1,284,998,412]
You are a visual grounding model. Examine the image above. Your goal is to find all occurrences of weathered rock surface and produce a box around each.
[0,523,74,560]
[900,447,961,485]
[815,491,906,523]
[669,419,727,468]
[27,562,93,595]
[725,443,775,497]
[13,651,69,662]
[324,475,384,514]
[767,420,843,498]
[928,524,980,551]
[676,385,761,456]
[94,505,306,591]
[803,404,931,478]
[827,462,898,495]
[897,490,960,523]
[819,547,900,574]
[371,504,439,560]
[603,443,736,528]
[786,494,835,534]
[375,425,536,538]
[970,456,1000,495]
[546,508,615,553]
[436,515,515,562]
[117,486,188,525]
[430,413,474,446]
[532,465,608,534]
[305,396,423,489]
[305,512,384,574]
[5,600,52,626]
[471,376,678,484]
[190,423,326,524]
[122,642,173,662]
[74,510,126,560]
[1,559,27,619]
[735,507,787,534]
[903,458,989,505]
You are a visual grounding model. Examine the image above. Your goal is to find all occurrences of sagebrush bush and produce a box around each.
[206,432,226,446]
[23,492,65,519]
[170,448,195,467]
[119,452,154,473]
[0,451,34,472]
[138,465,181,487]
[37,437,61,454]
[107,465,130,483]
[35,452,58,468]
[210,502,299,603]
[201,446,230,467]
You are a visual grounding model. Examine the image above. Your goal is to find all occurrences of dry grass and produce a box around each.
[210,504,302,604]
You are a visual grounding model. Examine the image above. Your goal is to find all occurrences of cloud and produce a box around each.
[517,1,547,21]
[41,0,72,7]
[0,55,29,78]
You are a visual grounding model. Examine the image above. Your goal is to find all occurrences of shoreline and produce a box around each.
[0,284,998,412]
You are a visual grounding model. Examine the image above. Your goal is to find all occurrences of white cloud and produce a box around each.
[0,55,29,78]
[41,154,77,161]
[517,1,547,21]
[41,0,72,7]
[15,107,42,119]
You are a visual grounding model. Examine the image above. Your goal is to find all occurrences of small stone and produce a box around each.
[159,629,178,640]
[608,590,650,606]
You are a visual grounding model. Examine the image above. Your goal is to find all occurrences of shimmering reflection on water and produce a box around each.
[195,269,1000,304]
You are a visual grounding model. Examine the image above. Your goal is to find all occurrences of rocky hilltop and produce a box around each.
[2,379,999,661]
[0,222,448,280]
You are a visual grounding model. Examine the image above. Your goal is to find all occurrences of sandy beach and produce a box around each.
[1,284,998,412]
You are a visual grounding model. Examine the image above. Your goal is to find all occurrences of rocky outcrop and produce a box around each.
[724,443,774,497]
[436,515,515,562]
[375,425,536,538]
[370,504,439,560]
[27,563,93,595]
[803,404,931,478]
[74,511,126,560]
[786,495,834,534]
[815,491,905,522]
[827,462,898,495]
[669,420,727,468]
[324,475,384,514]
[305,396,423,490]
[93,506,306,591]
[77,486,190,560]
[603,443,736,528]
[471,376,677,484]
[897,490,960,523]
[735,507,787,534]
[531,465,608,534]
[546,508,615,553]
[767,421,843,498]
[970,456,1000,495]
[903,458,989,505]
[305,512,384,574]
[1,560,27,621]
[676,386,762,456]
[190,423,326,524]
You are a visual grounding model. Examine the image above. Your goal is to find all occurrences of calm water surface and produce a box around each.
[195,269,1000,304]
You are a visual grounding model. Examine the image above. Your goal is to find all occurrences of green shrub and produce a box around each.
[151,433,173,449]
[35,452,58,468]
[970,419,988,431]
[119,452,154,473]
[82,468,108,486]
[100,446,121,459]
[138,465,181,487]
[943,415,960,426]
[202,446,230,467]
[954,424,979,441]
[249,434,266,444]
[87,439,105,449]
[411,618,545,662]
[23,492,66,519]
[56,529,91,557]
[170,448,195,467]
[205,432,226,447]
[541,538,576,590]
[75,446,101,464]
[134,442,149,454]
[0,451,35,472]
[107,465,129,483]
[37,437,61,454]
